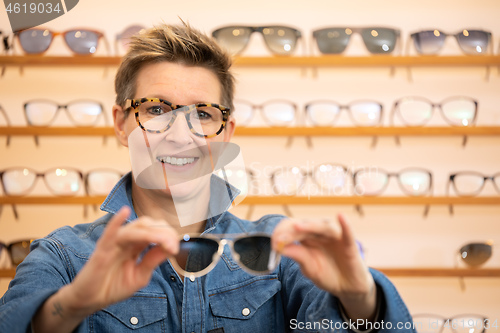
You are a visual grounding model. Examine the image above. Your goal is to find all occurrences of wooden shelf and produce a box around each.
[1,268,498,279]
[1,196,499,206]
[1,55,500,68]
[2,126,500,137]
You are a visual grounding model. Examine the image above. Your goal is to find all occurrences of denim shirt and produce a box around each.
[0,173,415,333]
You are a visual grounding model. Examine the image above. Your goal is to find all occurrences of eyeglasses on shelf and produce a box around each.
[0,104,12,147]
[447,171,500,197]
[233,99,298,127]
[412,313,489,333]
[0,239,34,267]
[114,24,146,55]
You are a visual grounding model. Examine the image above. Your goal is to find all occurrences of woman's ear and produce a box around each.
[113,104,129,147]
[223,115,236,142]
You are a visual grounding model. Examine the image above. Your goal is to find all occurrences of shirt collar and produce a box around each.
[100,172,240,227]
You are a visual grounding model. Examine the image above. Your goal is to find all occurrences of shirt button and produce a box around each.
[130,316,139,325]
[242,308,251,316]
[189,275,195,282]
[170,275,176,282]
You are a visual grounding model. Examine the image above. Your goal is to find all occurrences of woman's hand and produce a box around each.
[33,206,179,333]
[272,214,377,322]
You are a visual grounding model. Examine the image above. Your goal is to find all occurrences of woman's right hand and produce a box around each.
[33,206,179,333]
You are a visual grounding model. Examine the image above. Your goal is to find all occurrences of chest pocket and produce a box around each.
[96,293,168,330]
[209,275,281,320]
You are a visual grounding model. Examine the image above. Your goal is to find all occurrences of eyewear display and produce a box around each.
[0,240,34,266]
[410,29,492,55]
[412,314,488,333]
[271,164,349,195]
[390,96,477,127]
[458,242,493,267]
[305,100,383,127]
[0,167,121,196]
[312,27,400,55]
[0,104,11,146]
[170,233,280,279]
[15,28,108,55]
[233,100,297,126]
[115,24,145,55]
[126,97,230,138]
[24,99,107,127]
[447,171,500,196]
[353,167,433,196]
[212,25,302,55]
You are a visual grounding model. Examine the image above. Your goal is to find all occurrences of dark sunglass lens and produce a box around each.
[19,29,53,54]
[361,28,398,54]
[314,28,350,54]
[175,237,219,273]
[234,236,277,273]
[64,30,100,54]
[261,27,299,55]
[456,29,490,54]
[212,27,252,55]
[10,240,31,265]
[412,30,446,54]
[460,243,492,266]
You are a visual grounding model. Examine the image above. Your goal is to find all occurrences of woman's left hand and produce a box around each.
[272,214,377,321]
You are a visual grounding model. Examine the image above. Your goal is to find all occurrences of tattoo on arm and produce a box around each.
[52,301,64,318]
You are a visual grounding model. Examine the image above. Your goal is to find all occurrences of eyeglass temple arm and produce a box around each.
[0,105,12,146]
[389,103,401,146]
[454,252,466,292]
[101,108,110,146]
[445,178,454,215]
[404,35,414,82]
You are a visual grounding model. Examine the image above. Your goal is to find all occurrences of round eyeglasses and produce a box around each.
[126,98,230,138]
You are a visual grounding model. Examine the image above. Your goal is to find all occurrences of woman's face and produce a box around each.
[114,61,235,200]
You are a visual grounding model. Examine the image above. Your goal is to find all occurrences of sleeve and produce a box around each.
[280,259,416,333]
[0,237,73,333]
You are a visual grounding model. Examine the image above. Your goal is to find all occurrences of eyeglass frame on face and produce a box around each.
[390,96,478,127]
[170,233,280,279]
[412,313,489,333]
[352,167,433,196]
[125,97,230,138]
[447,171,500,196]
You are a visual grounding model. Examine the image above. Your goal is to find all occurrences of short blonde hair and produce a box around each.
[115,22,235,116]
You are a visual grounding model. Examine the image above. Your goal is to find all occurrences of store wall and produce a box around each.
[1,0,500,322]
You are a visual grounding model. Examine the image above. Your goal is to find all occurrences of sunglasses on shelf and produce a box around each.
[458,242,493,267]
[312,27,400,55]
[0,239,34,266]
[352,167,433,196]
[447,171,500,196]
[390,96,478,127]
[212,25,302,56]
[170,233,280,279]
[412,314,489,333]
[15,28,109,55]
[410,29,492,55]
[23,99,108,127]
[115,24,145,55]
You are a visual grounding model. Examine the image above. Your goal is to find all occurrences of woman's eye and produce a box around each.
[195,110,212,120]
[147,105,165,115]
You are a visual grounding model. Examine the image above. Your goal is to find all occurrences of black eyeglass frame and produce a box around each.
[447,171,500,196]
[409,29,493,55]
[0,239,35,266]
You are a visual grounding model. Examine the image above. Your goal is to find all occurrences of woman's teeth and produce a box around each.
[157,156,196,166]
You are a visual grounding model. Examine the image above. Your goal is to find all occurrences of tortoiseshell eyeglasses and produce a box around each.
[125,98,230,138]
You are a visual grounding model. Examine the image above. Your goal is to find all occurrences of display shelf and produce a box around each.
[1,126,500,137]
[1,268,499,279]
[1,55,500,68]
[1,196,499,206]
